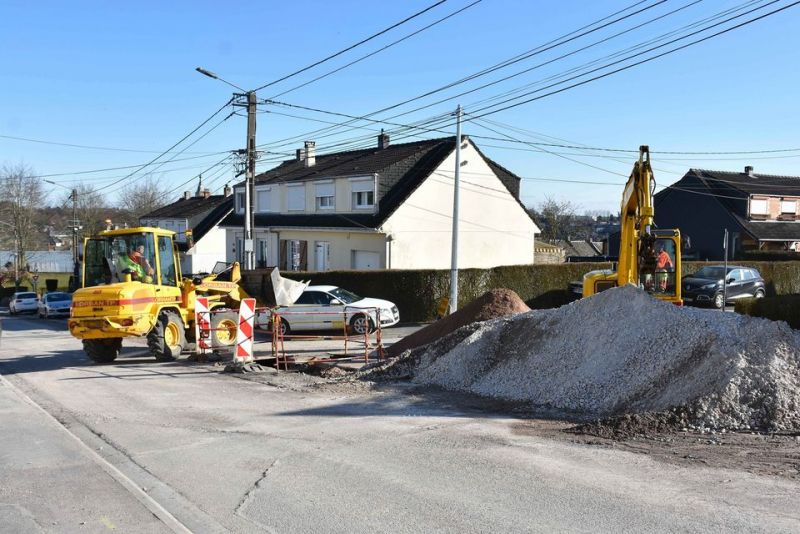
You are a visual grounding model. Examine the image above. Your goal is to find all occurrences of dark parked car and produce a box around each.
[682,266,765,308]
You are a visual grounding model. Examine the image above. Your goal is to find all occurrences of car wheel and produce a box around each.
[349,313,375,335]
[713,293,725,309]
[754,289,765,299]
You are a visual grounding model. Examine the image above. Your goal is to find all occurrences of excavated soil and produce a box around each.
[360,285,800,432]
[386,288,530,358]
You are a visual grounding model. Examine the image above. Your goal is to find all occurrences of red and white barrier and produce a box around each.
[195,297,211,355]
[235,298,256,364]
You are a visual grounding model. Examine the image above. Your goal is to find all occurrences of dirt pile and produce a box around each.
[367,285,800,431]
[385,288,530,358]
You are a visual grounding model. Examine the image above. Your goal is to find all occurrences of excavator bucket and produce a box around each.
[270,267,308,306]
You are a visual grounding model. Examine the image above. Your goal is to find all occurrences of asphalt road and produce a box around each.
[0,314,798,533]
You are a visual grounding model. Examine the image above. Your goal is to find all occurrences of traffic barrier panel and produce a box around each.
[235,298,256,364]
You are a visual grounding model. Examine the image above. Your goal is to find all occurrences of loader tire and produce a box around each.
[84,338,121,364]
[148,311,186,361]
[210,310,239,347]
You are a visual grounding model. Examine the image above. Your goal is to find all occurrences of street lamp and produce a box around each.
[196,66,257,270]
[44,179,80,291]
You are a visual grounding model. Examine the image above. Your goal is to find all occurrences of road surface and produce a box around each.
[0,314,797,533]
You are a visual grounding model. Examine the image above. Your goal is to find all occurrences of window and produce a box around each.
[750,198,768,216]
[351,180,374,209]
[295,291,326,305]
[781,199,796,214]
[236,237,243,264]
[256,238,268,268]
[280,239,307,271]
[157,236,177,285]
[256,188,272,213]
[177,221,187,243]
[315,182,334,211]
[288,185,305,211]
[235,191,245,213]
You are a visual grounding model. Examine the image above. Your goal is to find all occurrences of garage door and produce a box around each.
[352,250,380,270]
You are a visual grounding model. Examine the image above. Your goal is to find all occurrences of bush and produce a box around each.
[735,295,800,329]
[241,261,800,323]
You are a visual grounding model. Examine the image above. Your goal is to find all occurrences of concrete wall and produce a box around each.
[380,141,538,269]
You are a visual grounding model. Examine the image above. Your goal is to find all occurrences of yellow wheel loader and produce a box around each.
[68,226,252,363]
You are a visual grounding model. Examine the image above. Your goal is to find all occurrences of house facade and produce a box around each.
[220,134,539,272]
[654,166,800,260]
[140,185,233,274]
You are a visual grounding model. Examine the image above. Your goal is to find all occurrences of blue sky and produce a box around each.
[2,0,799,214]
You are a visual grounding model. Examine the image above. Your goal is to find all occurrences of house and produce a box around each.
[140,182,233,274]
[219,134,540,271]
[654,166,800,260]
[557,239,604,261]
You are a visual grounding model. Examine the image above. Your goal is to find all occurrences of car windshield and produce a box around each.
[328,287,361,304]
[47,293,71,302]
[694,266,727,280]
[17,293,37,299]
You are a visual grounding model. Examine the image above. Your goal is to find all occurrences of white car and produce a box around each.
[257,285,400,335]
[38,292,73,318]
[9,291,39,315]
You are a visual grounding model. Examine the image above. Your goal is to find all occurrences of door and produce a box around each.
[314,242,330,272]
[352,250,380,270]
[726,269,746,299]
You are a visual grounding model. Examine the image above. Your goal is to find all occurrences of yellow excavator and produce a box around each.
[68,226,253,363]
[582,146,683,304]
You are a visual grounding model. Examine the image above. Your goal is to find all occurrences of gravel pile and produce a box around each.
[386,288,530,358]
[367,285,800,431]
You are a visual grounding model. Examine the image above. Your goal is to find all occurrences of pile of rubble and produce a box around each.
[367,285,800,431]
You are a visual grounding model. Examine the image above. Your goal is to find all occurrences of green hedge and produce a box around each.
[735,295,800,329]
[242,261,800,323]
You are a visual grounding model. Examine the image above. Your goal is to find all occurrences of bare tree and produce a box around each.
[117,175,172,226]
[531,196,580,243]
[73,183,111,235]
[0,163,49,270]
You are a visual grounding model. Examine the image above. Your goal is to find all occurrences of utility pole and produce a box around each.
[196,67,257,270]
[71,188,80,290]
[449,105,462,314]
[244,91,257,270]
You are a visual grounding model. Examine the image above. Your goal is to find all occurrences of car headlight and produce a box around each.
[701,283,716,289]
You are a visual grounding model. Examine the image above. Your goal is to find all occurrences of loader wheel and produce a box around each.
[84,338,122,364]
[148,311,186,361]
[210,311,239,347]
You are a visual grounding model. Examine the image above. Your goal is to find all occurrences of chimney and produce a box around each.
[744,165,755,177]
[378,129,390,149]
[202,189,211,199]
[183,191,191,200]
[296,148,305,162]
[304,140,316,167]
[223,183,232,197]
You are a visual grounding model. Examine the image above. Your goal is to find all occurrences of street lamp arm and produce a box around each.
[196,67,247,93]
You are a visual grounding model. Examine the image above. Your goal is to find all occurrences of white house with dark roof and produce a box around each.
[140,184,233,274]
[654,166,800,260]
[219,133,540,272]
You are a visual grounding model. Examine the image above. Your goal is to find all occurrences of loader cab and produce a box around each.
[82,228,182,288]
[638,234,680,299]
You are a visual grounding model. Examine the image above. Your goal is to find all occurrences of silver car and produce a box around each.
[38,292,73,319]
[9,291,39,315]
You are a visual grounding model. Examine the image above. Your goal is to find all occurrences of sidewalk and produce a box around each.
[0,374,169,533]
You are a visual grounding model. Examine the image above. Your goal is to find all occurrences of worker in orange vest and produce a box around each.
[655,242,674,292]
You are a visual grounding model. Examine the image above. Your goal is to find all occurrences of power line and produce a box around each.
[252,0,450,93]
[268,0,483,99]
[0,134,219,154]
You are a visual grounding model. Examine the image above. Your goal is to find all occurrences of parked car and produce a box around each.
[9,291,39,315]
[256,285,400,335]
[682,266,765,308]
[38,292,73,319]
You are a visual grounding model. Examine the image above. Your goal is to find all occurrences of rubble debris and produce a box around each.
[386,288,530,358]
[365,285,800,431]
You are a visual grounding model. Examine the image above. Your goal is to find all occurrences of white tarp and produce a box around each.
[270,267,309,306]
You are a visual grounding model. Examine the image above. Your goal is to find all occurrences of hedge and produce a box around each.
[735,295,800,329]
[242,261,800,323]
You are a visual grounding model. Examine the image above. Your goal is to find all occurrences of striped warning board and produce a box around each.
[195,297,211,354]
[235,298,256,363]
